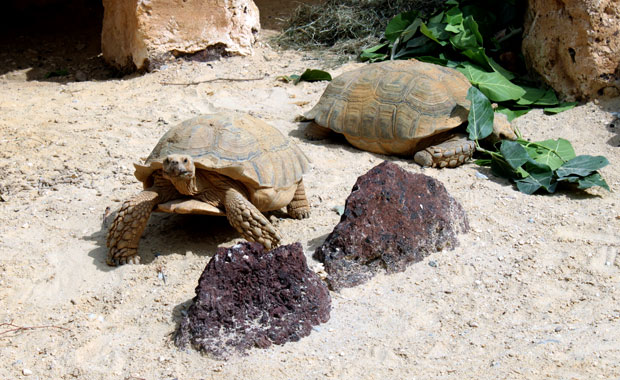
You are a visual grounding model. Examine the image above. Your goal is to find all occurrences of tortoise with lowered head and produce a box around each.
[304,59,517,168]
[107,111,311,266]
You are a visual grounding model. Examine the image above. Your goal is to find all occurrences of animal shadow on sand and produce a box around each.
[85,209,239,272]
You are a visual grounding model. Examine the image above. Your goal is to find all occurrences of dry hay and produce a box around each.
[273,0,445,56]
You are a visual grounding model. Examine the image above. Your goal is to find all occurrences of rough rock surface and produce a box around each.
[175,242,331,358]
[522,0,620,100]
[315,161,469,291]
[101,0,260,71]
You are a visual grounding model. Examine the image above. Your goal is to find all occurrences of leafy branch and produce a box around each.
[466,87,610,194]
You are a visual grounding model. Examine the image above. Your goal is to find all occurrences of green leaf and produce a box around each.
[475,158,492,166]
[429,11,445,24]
[490,157,520,179]
[360,43,389,62]
[544,102,578,114]
[536,139,576,162]
[450,29,478,51]
[533,88,559,105]
[457,63,526,102]
[360,52,388,62]
[420,22,449,45]
[299,69,332,83]
[487,57,515,80]
[466,86,494,140]
[495,106,530,122]
[556,155,609,178]
[406,35,432,49]
[519,138,575,170]
[516,86,548,105]
[460,47,489,68]
[500,140,530,169]
[463,15,483,45]
[361,42,388,54]
[393,45,437,59]
[400,17,423,43]
[445,6,463,26]
[385,11,420,42]
[515,170,557,194]
[577,172,610,191]
[445,23,463,34]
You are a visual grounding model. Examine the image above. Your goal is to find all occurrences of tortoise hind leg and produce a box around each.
[305,122,334,140]
[287,180,311,219]
[413,134,475,168]
[224,188,282,250]
[106,190,160,266]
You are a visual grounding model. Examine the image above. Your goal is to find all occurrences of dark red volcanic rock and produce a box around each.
[175,242,331,358]
[315,161,469,290]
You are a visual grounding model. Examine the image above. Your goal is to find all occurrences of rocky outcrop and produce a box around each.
[315,161,469,291]
[101,0,260,71]
[522,0,620,100]
[175,242,331,358]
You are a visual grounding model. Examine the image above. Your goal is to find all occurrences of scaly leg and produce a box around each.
[106,190,160,266]
[286,180,311,219]
[224,188,282,250]
[305,122,334,140]
[106,173,179,266]
[413,134,475,168]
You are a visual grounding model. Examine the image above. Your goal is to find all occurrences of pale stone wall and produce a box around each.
[522,0,620,100]
[101,0,260,71]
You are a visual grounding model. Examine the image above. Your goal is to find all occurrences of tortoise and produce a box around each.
[304,59,517,168]
[106,111,311,266]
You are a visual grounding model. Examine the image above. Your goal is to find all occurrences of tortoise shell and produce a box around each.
[134,111,310,215]
[304,59,473,155]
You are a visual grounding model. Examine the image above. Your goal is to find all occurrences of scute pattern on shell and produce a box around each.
[134,112,310,189]
[305,60,473,155]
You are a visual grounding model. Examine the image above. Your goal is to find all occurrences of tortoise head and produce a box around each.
[162,154,196,181]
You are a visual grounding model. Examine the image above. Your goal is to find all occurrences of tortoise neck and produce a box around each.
[170,175,199,196]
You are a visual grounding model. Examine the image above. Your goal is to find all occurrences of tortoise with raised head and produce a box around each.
[107,111,311,266]
[304,59,516,168]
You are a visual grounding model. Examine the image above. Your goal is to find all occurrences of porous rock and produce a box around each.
[315,161,468,290]
[101,0,260,71]
[522,0,620,100]
[175,242,330,358]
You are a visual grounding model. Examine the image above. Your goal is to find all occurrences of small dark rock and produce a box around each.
[174,242,331,358]
[315,161,469,290]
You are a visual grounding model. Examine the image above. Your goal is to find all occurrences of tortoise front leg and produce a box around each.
[286,179,311,219]
[413,134,475,168]
[106,190,161,266]
[224,188,282,250]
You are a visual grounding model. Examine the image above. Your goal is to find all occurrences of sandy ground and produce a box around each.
[1,4,620,380]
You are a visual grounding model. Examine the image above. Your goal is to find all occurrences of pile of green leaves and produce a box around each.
[466,87,609,194]
[360,0,576,118]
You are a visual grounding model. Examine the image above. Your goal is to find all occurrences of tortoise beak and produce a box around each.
[170,164,191,178]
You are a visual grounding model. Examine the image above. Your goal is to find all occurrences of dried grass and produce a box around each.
[273,0,444,57]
